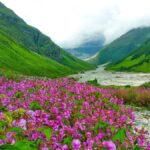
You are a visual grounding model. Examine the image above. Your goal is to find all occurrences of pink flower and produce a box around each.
[146,142,150,150]
[26,110,35,118]
[18,118,27,130]
[62,144,69,150]
[12,118,27,130]
[86,132,92,138]
[41,147,49,150]
[72,139,81,150]
[103,140,116,150]
[6,132,16,145]
[0,139,5,145]
[30,131,39,141]
[51,107,58,115]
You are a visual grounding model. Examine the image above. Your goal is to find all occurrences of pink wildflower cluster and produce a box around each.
[0,77,149,149]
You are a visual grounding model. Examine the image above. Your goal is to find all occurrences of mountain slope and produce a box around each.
[91,27,150,65]
[0,2,93,71]
[0,30,75,78]
[107,39,150,72]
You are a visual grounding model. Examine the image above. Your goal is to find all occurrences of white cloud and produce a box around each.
[1,0,150,48]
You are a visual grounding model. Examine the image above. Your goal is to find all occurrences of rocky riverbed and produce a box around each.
[70,65,150,86]
[133,109,150,140]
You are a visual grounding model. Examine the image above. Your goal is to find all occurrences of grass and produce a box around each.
[107,38,150,73]
[108,55,150,73]
[0,2,95,72]
[0,31,76,78]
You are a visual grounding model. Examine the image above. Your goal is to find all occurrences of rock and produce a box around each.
[133,110,150,140]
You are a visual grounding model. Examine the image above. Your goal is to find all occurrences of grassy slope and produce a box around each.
[0,2,94,72]
[107,39,150,72]
[0,31,75,78]
[90,27,150,65]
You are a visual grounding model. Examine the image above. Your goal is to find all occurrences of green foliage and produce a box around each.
[0,120,7,129]
[133,145,140,150]
[12,108,26,119]
[0,144,20,150]
[113,128,126,143]
[8,127,23,138]
[37,127,52,139]
[87,79,99,86]
[0,105,8,112]
[63,137,72,148]
[75,99,82,105]
[94,122,109,134]
[15,91,23,98]
[30,101,41,110]
[0,69,20,80]
[111,126,115,134]
[0,138,38,150]
[28,88,35,93]
[17,139,38,150]
[141,82,150,89]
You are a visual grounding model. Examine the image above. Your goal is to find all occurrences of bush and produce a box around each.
[141,81,150,89]
[87,78,99,86]
[113,88,150,109]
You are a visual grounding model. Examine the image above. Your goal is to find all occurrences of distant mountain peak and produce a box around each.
[65,33,105,59]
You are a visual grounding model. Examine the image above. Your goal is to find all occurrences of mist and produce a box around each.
[1,0,150,48]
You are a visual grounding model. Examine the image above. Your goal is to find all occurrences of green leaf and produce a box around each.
[113,128,126,143]
[0,144,20,150]
[63,137,72,148]
[62,118,69,125]
[0,120,7,128]
[30,101,41,110]
[75,100,82,105]
[99,122,109,128]
[94,123,99,134]
[8,127,23,133]
[37,127,52,139]
[94,121,109,134]
[111,126,115,133]
[15,91,23,98]
[14,139,37,150]
[8,127,23,137]
[133,145,140,150]
[28,88,35,93]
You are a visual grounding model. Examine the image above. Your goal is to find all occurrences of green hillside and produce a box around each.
[107,39,150,72]
[91,27,150,65]
[0,2,94,72]
[0,30,76,78]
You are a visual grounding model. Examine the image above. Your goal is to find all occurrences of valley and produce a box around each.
[0,1,150,150]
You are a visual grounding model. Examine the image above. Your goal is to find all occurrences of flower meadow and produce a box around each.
[0,77,149,150]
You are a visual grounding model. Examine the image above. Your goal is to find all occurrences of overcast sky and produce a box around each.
[1,0,150,48]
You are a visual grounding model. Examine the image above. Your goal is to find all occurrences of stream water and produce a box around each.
[70,65,150,86]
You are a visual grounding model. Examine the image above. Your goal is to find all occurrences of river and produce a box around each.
[70,65,150,86]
